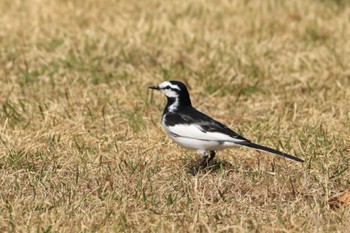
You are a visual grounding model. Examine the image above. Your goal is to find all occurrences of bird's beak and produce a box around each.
[149,85,160,90]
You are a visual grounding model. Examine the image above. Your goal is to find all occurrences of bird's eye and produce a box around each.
[165,85,171,89]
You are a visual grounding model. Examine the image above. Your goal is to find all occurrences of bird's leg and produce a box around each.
[208,150,216,163]
[198,151,210,168]
[198,159,208,168]
[190,151,215,175]
[199,151,216,168]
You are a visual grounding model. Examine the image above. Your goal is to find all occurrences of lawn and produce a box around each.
[0,0,349,232]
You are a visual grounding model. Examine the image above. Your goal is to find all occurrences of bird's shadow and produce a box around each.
[185,157,236,176]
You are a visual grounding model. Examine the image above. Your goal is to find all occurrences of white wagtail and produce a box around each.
[149,80,304,170]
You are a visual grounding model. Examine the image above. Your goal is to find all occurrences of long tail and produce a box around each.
[238,142,304,163]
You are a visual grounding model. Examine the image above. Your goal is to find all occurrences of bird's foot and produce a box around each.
[190,151,216,175]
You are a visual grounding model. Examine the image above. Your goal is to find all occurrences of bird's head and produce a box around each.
[149,80,192,107]
[148,81,187,98]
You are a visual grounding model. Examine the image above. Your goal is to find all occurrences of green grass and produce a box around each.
[0,0,349,232]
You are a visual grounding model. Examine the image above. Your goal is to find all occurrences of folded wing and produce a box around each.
[163,107,249,143]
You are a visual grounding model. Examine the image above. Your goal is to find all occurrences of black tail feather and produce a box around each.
[239,142,304,163]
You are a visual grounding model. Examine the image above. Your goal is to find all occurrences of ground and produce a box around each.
[0,0,349,232]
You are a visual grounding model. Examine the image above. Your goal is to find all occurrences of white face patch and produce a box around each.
[161,89,179,98]
[158,81,180,98]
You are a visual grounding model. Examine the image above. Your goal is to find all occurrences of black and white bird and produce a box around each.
[149,80,304,170]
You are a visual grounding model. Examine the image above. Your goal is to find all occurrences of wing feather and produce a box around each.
[163,107,249,142]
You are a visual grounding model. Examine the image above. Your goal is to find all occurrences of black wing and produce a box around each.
[164,107,250,142]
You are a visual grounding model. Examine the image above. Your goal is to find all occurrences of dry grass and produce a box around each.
[0,0,350,232]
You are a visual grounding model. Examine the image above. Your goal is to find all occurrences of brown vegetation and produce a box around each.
[0,0,349,232]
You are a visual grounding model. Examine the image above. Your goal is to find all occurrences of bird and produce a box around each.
[149,80,304,172]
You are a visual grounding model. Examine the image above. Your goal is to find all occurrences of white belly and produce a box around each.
[169,134,218,150]
[168,134,238,151]
[161,116,242,151]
